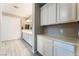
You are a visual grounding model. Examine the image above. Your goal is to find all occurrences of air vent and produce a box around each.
[13,6,19,9]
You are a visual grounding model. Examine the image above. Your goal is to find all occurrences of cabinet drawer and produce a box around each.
[54,41,75,52]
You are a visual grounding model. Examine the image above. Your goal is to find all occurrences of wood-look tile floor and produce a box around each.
[0,39,34,56]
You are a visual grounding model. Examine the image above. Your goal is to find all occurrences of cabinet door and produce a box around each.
[54,41,75,56]
[23,33,27,41]
[23,33,32,46]
[40,3,56,26]
[29,34,33,46]
[37,36,44,55]
[26,33,29,43]
[41,4,47,25]
[37,35,54,56]
[77,4,79,21]
[43,39,53,56]
[54,46,75,56]
[57,3,76,23]
[22,33,25,39]
[47,3,56,25]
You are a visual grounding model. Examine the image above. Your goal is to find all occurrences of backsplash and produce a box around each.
[77,22,79,38]
[44,22,79,39]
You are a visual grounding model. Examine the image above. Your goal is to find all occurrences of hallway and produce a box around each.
[0,39,33,56]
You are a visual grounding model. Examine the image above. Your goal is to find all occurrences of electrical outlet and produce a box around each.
[60,29,63,34]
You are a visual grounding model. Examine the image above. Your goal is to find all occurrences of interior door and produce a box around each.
[1,14,21,41]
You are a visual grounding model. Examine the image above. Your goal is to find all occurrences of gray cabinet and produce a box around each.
[54,40,75,56]
[57,3,77,23]
[40,3,56,26]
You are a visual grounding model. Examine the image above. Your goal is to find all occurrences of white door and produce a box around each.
[1,14,21,41]
[57,3,76,23]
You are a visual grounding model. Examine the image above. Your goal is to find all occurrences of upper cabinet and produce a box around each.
[40,3,56,26]
[40,3,78,26]
[57,3,77,23]
[77,4,79,21]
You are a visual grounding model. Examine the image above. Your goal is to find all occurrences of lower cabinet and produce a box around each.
[29,34,33,46]
[37,35,53,56]
[37,36,44,55]
[22,32,33,46]
[43,38,53,56]
[54,41,75,56]
[37,35,76,56]
[54,46,75,56]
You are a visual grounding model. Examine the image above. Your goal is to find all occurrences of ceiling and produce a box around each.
[1,3,32,17]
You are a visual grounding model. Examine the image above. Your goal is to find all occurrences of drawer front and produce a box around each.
[54,41,75,52]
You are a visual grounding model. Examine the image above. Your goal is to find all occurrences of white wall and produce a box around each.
[0,14,21,41]
[21,18,26,29]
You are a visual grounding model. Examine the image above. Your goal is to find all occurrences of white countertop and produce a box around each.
[22,30,32,34]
